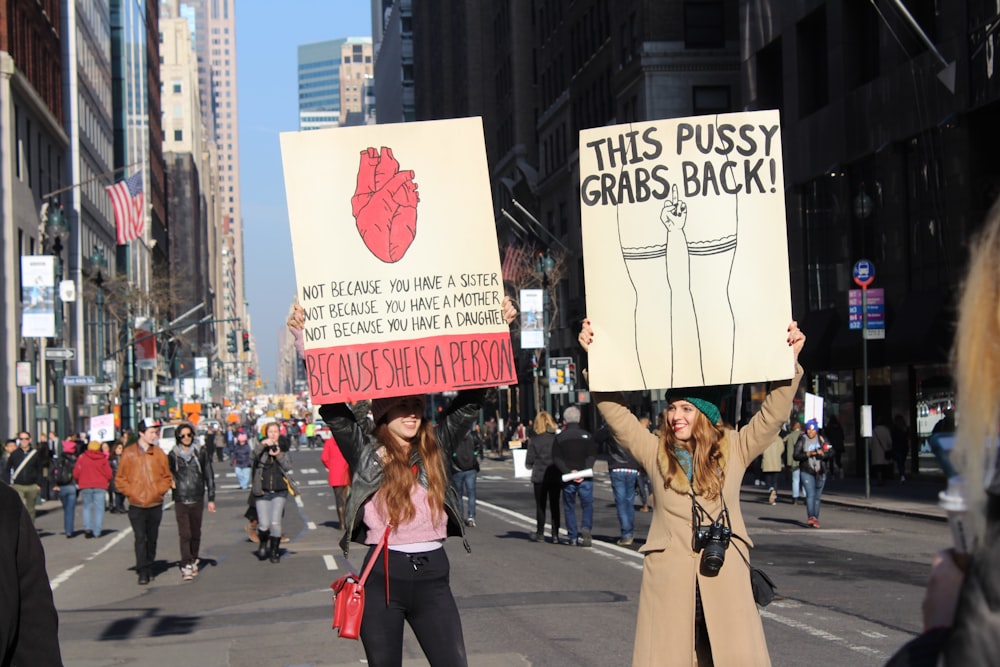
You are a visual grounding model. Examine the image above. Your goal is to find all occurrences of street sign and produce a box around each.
[853,259,875,288]
[548,356,574,394]
[45,347,76,360]
[863,328,886,340]
[87,383,114,394]
[142,396,163,404]
[848,288,885,330]
[158,385,176,393]
[21,385,37,394]
[63,375,95,386]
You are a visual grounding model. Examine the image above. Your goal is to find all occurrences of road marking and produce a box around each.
[323,555,338,570]
[861,630,888,639]
[307,479,326,485]
[295,495,304,508]
[299,468,319,474]
[307,521,317,530]
[760,606,885,658]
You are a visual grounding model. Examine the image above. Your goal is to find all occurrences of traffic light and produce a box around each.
[248,367,254,380]
[226,331,237,354]
[242,332,250,352]
[567,363,576,390]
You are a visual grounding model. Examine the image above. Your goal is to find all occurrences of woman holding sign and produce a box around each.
[292,297,517,667]
[578,318,804,667]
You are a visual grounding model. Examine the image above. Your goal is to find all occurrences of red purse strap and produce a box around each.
[356,523,392,605]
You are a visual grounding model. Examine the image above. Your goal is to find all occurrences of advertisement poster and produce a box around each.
[580,110,794,392]
[281,117,516,402]
[20,255,55,338]
[519,288,544,349]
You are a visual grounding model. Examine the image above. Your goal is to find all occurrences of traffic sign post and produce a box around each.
[44,347,76,360]
[852,259,875,499]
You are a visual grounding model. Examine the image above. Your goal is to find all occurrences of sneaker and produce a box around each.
[466,518,476,527]
[181,565,194,581]
[806,516,818,528]
[190,561,199,576]
[812,518,821,528]
[138,572,150,585]
[616,536,634,546]
[580,530,592,547]
[528,532,541,542]
[768,489,777,505]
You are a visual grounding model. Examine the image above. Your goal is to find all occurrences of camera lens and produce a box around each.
[700,542,726,576]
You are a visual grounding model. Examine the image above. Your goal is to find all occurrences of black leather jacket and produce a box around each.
[167,445,216,503]
[320,389,489,558]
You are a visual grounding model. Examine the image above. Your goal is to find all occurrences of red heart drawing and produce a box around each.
[352,147,419,263]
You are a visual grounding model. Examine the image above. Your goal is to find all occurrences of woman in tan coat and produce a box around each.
[578,319,805,667]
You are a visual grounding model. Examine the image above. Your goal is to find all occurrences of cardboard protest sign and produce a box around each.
[281,117,516,403]
[580,110,794,392]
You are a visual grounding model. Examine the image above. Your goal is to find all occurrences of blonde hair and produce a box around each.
[954,197,1000,543]
[533,411,557,435]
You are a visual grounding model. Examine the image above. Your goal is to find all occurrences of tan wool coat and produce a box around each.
[595,365,802,667]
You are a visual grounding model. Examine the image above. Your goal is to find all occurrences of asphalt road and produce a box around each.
[38,449,948,666]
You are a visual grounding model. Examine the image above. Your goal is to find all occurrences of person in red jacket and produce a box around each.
[74,441,114,538]
[320,436,351,528]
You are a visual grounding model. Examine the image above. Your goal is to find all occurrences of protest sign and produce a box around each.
[580,109,794,392]
[281,117,516,403]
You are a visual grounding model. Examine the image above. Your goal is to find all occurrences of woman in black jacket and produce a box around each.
[250,422,296,563]
[167,422,216,580]
[525,411,561,543]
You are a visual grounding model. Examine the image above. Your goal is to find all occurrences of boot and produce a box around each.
[268,536,282,563]
[256,530,271,560]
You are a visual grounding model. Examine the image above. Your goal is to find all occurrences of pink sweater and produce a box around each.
[364,484,447,546]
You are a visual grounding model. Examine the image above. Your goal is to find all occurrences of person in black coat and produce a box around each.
[0,481,63,666]
[552,406,597,546]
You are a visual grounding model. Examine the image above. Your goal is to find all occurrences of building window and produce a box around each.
[692,86,731,115]
[797,6,829,117]
[174,129,183,141]
[684,2,725,49]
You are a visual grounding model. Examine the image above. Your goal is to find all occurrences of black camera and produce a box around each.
[693,521,732,576]
[268,445,279,453]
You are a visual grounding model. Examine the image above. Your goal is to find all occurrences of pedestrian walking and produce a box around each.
[784,420,803,504]
[51,439,80,537]
[525,410,561,543]
[793,419,833,527]
[552,405,597,546]
[871,416,894,485]
[251,422,296,563]
[761,434,784,505]
[579,318,805,666]
[230,432,253,489]
[320,435,350,529]
[74,441,113,539]
[115,417,173,585]
[599,422,643,545]
[450,428,481,527]
[168,422,216,580]
[4,431,44,523]
[108,441,128,513]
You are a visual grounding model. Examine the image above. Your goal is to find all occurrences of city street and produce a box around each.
[39,449,947,666]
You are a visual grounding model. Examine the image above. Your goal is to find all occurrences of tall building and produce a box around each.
[373,0,414,123]
[183,0,245,392]
[0,0,67,438]
[297,37,374,131]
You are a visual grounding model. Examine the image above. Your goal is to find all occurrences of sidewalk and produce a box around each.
[741,473,949,521]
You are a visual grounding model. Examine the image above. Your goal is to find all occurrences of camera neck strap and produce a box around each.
[689,492,730,530]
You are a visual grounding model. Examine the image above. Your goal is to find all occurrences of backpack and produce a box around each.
[452,433,480,472]
[53,453,76,485]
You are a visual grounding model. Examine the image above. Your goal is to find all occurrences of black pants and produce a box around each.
[360,547,467,667]
[128,505,163,575]
[175,501,205,567]
[533,469,561,536]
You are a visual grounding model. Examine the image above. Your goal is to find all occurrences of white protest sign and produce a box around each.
[580,109,794,391]
[281,117,516,403]
[89,413,116,443]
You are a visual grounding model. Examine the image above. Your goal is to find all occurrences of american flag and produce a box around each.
[501,244,523,283]
[106,172,145,245]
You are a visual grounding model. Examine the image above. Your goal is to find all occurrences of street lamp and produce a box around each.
[535,251,556,415]
[89,246,108,383]
[45,200,70,438]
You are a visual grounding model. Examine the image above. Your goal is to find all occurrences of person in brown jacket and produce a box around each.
[115,417,173,584]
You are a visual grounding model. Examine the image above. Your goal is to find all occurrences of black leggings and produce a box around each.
[533,474,561,535]
[360,546,467,667]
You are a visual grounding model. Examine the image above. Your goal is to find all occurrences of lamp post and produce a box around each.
[45,200,70,438]
[89,246,108,384]
[535,251,556,415]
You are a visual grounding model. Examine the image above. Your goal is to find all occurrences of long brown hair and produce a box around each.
[374,421,447,526]
[658,407,727,499]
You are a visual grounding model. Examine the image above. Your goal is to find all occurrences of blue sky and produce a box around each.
[237,1,373,386]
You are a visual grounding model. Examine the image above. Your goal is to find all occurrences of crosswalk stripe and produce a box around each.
[323,555,338,570]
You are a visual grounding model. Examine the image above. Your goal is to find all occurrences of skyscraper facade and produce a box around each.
[297,37,373,131]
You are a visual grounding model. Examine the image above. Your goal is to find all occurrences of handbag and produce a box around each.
[331,524,391,639]
[732,534,777,607]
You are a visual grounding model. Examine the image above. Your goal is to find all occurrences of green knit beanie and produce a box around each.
[666,386,727,426]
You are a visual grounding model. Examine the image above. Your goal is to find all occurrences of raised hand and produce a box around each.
[660,184,687,232]
[351,146,420,263]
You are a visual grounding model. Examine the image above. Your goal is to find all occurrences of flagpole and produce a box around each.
[40,160,145,200]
